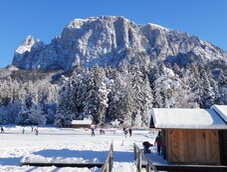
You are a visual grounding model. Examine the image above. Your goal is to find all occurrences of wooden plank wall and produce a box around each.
[167,129,220,165]
[219,130,227,165]
[70,124,91,128]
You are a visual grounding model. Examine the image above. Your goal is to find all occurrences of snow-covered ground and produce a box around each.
[0,126,160,172]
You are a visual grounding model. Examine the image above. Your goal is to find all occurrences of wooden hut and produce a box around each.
[151,106,227,165]
[71,119,92,128]
[212,105,227,165]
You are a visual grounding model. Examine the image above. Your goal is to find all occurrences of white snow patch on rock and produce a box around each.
[15,35,35,55]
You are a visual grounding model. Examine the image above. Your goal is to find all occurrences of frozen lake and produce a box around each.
[0,126,158,172]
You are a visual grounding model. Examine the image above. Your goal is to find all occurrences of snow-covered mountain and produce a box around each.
[1,16,226,127]
[12,16,227,71]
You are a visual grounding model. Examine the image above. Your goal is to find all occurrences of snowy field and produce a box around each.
[0,126,159,172]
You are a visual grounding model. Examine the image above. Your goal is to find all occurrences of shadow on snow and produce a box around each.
[33,149,108,163]
[0,157,22,166]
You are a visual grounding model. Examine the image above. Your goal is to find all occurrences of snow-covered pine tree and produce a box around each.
[216,69,227,104]
[69,68,92,120]
[83,65,108,125]
[118,64,135,127]
[0,77,13,106]
[131,65,153,127]
[120,76,134,127]
[177,67,198,108]
[195,64,214,108]
[29,104,46,126]
[0,106,9,125]
[55,79,75,127]
[141,75,153,126]
[16,103,30,125]
[187,63,203,107]
[106,68,124,123]
[4,100,21,124]
[149,65,164,108]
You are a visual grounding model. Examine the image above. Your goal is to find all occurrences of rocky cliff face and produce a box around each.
[12,16,227,71]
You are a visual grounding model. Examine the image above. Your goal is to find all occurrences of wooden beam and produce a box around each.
[21,162,103,168]
[142,164,227,172]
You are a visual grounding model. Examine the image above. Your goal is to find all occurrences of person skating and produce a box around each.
[34,128,39,135]
[124,128,128,138]
[91,127,95,136]
[129,128,132,137]
[1,126,4,133]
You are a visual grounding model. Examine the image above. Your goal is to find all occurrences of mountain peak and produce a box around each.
[144,23,171,32]
[12,16,227,71]
[15,35,35,55]
[23,35,35,45]
[65,16,134,29]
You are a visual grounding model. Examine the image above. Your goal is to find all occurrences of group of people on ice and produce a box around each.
[0,125,39,135]
[90,126,133,138]
[90,127,106,136]
[123,127,132,138]
[21,126,39,135]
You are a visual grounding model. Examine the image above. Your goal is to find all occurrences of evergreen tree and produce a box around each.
[216,69,227,104]
[148,65,162,108]
[16,104,30,125]
[54,80,75,127]
[83,65,109,125]
[131,65,153,126]
[29,104,46,126]
[106,69,125,123]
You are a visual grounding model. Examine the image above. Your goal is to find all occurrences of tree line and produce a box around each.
[0,62,226,127]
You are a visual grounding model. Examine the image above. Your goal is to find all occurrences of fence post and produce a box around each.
[134,143,137,161]
[109,147,111,172]
[134,143,158,172]
[106,163,109,172]
[101,142,113,172]
[137,150,142,172]
[146,163,151,172]
[109,143,113,172]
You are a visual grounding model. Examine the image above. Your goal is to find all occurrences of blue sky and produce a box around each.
[0,0,226,68]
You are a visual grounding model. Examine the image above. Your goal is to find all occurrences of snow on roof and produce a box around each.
[152,108,227,129]
[212,105,227,124]
[71,119,92,125]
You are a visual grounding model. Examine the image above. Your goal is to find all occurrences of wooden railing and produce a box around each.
[133,143,158,172]
[101,142,114,172]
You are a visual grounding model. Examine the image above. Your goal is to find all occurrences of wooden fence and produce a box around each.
[133,143,158,172]
[101,142,114,172]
